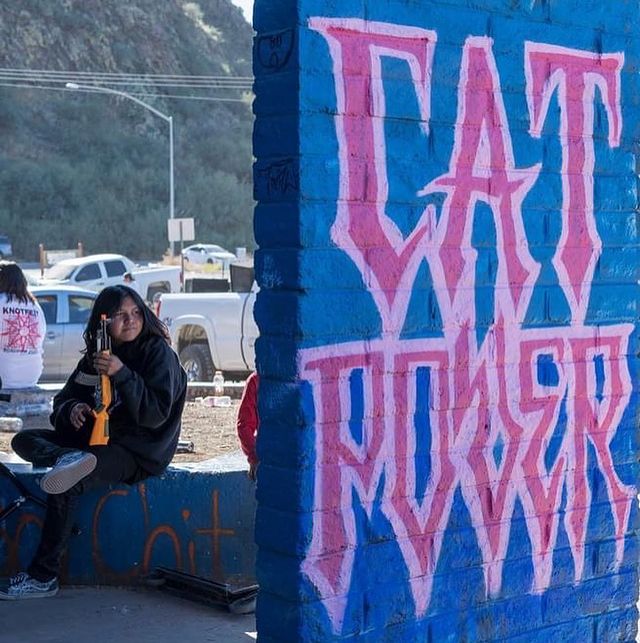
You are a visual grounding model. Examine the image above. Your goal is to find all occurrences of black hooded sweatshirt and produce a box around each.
[50,334,187,475]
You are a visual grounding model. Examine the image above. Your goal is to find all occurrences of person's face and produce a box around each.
[109,296,143,345]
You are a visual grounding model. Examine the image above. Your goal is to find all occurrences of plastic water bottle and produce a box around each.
[213,371,225,397]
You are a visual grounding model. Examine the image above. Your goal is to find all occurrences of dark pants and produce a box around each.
[11,429,148,582]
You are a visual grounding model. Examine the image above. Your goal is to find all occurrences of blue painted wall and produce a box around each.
[0,457,257,586]
[253,0,640,640]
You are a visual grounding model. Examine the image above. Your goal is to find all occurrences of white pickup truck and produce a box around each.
[37,253,182,302]
[157,264,258,381]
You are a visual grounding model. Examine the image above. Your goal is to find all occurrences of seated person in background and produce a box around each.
[0,284,187,600]
[236,371,259,481]
[0,261,46,388]
[122,271,141,295]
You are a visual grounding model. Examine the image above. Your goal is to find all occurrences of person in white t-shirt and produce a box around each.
[0,261,46,388]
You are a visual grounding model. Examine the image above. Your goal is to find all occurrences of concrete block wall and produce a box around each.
[0,455,257,587]
[253,0,640,641]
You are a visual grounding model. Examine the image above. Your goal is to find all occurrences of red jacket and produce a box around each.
[236,372,259,465]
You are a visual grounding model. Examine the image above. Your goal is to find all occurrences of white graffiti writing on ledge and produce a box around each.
[301,18,634,632]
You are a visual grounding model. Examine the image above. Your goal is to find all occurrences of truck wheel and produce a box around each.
[179,345,215,382]
[147,283,170,302]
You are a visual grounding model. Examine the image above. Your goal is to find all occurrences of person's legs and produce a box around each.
[11,430,80,468]
[1,444,144,598]
[26,487,82,582]
[12,429,98,495]
[27,443,142,581]
[14,423,101,494]
[12,406,93,468]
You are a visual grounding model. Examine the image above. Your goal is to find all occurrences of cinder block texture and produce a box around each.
[253,0,640,640]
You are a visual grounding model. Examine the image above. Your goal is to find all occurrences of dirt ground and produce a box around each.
[173,399,243,463]
[0,400,244,465]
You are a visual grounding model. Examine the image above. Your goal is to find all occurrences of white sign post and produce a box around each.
[168,218,195,291]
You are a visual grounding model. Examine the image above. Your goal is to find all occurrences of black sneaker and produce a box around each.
[40,450,97,494]
[0,572,59,600]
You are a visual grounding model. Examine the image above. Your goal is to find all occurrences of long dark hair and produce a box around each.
[0,261,35,304]
[83,285,170,354]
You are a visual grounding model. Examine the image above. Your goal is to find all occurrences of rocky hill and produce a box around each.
[0,0,254,260]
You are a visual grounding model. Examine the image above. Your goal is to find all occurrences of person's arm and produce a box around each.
[237,373,259,468]
[110,339,186,430]
[49,356,96,430]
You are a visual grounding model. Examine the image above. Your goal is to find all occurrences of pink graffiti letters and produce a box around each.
[421,36,542,319]
[308,18,437,331]
[525,43,624,321]
[303,18,634,632]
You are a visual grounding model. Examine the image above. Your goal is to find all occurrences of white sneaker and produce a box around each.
[0,572,59,600]
[40,451,97,494]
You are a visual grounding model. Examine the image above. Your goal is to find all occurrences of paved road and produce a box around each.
[1,586,256,643]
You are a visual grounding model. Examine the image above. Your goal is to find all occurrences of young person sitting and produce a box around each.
[0,285,187,600]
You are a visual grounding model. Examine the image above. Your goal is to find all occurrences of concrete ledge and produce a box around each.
[0,451,257,587]
[0,385,57,418]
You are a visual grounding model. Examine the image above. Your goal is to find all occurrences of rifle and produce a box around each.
[90,314,111,446]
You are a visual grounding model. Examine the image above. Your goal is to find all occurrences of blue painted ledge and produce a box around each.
[0,451,257,587]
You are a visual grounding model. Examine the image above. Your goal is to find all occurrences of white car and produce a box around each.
[31,285,96,381]
[181,244,236,269]
[37,253,182,302]
[40,253,134,291]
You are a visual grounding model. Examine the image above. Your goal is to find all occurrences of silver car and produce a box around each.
[181,244,236,268]
[31,285,96,382]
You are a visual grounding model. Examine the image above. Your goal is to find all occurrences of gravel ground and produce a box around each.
[0,400,244,465]
[174,399,242,463]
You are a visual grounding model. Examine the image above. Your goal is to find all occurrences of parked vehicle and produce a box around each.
[31,285,96,381]
[37,253,181,302]
[0,234,12,259]
[157,264,257,381]
[181,244,236,269]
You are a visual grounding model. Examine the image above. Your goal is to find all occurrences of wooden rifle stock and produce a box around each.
[90,314,112,446]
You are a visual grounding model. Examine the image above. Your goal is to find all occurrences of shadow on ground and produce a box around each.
[2,586,256,643]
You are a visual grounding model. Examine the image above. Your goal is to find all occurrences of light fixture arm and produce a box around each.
[65,82,176,254]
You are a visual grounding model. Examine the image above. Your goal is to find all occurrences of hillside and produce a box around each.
[0,0,254,261]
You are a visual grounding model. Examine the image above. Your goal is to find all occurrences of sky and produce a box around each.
[230,0,253,23]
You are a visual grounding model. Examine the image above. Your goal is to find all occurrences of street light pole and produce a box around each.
[169,114,174,228]
[65,82,176,255]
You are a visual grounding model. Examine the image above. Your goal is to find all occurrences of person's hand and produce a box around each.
[248,462,259,482]
[70,402,92,429]
[93,352,124,377]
